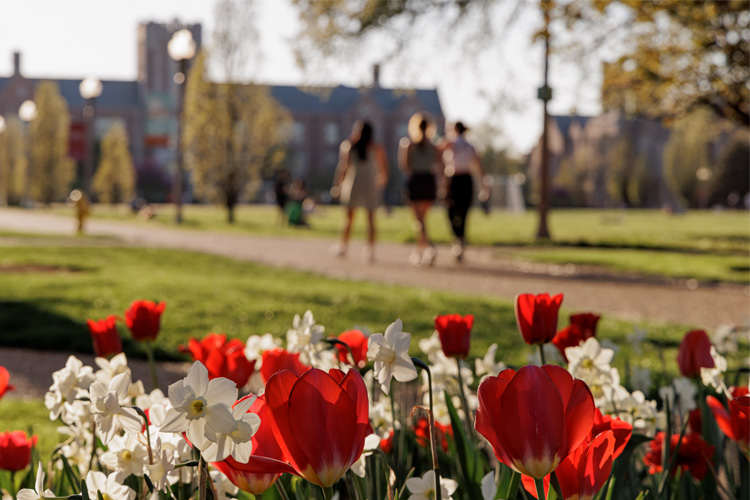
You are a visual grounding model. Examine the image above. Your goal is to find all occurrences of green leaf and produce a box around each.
[144,474,155,494]
[444,390,486,498]
[81,479,90,500]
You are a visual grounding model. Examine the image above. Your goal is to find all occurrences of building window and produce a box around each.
[292,121,306,144]
[324,122,339,145]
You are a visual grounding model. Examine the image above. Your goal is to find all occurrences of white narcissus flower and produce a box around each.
[145,439,175,492]
[17,463,55,500]
[418,332,443,362]
[100,433,149,481]
[351,434,384,478]
[86,471,136,500]
[566,337,614,383]
[406,470,459,500]
[701,346,728,393]
[160,361,239,455]
[368,319,418,394]
[659,377,698,416]
[89,372,143,444]
[286,310,324,353]
[201,395,261,463]
[210,470,240,500]
[475,343,507,377]
[244,333,282,364]
[45,355,95,420]
[481,470,497,500]
[95,353,130,385]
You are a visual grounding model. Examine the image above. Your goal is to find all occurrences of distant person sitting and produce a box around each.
[287,178,309,227]
[274,170,291,225]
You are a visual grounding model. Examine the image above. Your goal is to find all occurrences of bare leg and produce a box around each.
[366,209,376,247]
[413,201,432,249]
[337,207,355,256]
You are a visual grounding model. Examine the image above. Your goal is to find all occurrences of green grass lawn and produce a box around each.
[35,204,750,283]
[0,241,747,464]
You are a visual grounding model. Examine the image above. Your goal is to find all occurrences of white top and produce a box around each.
[443,136,476,176]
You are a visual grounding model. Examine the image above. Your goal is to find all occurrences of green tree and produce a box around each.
[710,129,750,207]
[92,123,135,204]
[29,81,74,204]
[183,51,290,223]
[0,116,28,205]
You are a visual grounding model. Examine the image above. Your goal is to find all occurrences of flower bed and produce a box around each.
[0,294,747,500]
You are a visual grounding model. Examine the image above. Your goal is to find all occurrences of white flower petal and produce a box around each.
[186,362,209,396]
[205,378,238,407]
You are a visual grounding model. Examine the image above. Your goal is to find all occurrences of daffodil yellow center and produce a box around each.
[427,489,435,500]
[101,494,111,500]
[189,398,206,417]
[122,450,132,461]
[581,358,594,369]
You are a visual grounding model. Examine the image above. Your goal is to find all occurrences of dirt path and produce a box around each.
[1,208,747,328]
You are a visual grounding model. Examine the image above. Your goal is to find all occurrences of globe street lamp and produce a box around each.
[79,76,102,200]
[19,99,37,208]
[168,29,196,224]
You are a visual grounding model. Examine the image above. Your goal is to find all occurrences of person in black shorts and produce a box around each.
[399,112,443,266]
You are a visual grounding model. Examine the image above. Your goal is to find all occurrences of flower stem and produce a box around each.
[322,486,335,499]
[198,456,207,500]
[538,344,546,365]
[412,357,442,500]
[275,481,291,500]
[455,357,474,438]
[144,341,159,390]
[535,477,547,500]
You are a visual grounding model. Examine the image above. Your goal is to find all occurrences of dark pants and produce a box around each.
[447,174,473,240]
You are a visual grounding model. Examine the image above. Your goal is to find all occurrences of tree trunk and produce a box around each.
[226,200,236,224]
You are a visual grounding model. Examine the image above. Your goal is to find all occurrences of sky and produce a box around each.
[0,0,607,155]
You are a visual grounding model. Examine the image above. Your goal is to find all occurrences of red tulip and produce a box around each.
[552,313,601,361]
[180,333,256,388]
[336,330,369,368]
[380,429,394,454]
[591,408,632,459]
[124,300,165,342]
[475,364,595,479]
[260,348,309,383]
[515,293,564,345]
[413,415,453,453]
[0,431,37,471]
[0,367,14,400]
[265,368,369,487]
[212,395,296,495]
[677,329,714,378]
[522,430,616,500]
[706,386,750,453]
[735,395,750,417]
[643,432,714,480]
[86,315,123,358]
[434,314,474,358]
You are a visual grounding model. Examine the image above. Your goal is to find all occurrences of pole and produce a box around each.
[22,123,32,208]
[174,58,187,224]
[83,97,95,199]
[536,1,552,241]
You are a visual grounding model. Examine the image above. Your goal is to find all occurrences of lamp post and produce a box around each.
[19,99,37,208]
[79,77,102,200]
[168,29,196,224]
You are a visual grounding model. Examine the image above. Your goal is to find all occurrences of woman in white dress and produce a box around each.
[333,121,389,262]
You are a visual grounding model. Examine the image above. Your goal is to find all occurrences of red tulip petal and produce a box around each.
[579,431,616,499]
[265,371,313,478]
[475,369,516,467]
[707,395,738,442]
[498,366,565,478]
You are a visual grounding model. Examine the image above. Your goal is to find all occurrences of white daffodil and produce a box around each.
[481,470,497,500]
[100,433,149,481]
[475,344,507,377]
[406,470,459,500]
[210,470,240,500]
[160,361,239,455]
[86,471,136,500]
[659,377,697,416]
[350,433,382,477]
[712,324,739,355]
[368,319,418,394]
[145,440,175,492]
[286,310,325,353]
[201,395,261,463]
[566,338,614,383]
[17,462,55,500]
[45,355,95,420]
[369,397,395,437]
[418,332,443,363]
[701,346,729,393]
[89,372,143,444]
[95,353,130,385]
[244,333,282,364]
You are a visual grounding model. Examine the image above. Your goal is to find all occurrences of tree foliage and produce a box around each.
[183,51,290,223]
[92,123,135,204]
[709,128,750,207]
[29,81,75,204]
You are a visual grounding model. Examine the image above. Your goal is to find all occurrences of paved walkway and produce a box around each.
[1,208,747,329]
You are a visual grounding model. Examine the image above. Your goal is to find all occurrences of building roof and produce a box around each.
[269,84,443,117]
[0,77,142,109]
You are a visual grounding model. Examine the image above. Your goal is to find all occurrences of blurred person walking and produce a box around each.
[439,121,488,262]
[399,112,443,266]
[332,121,389,262]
